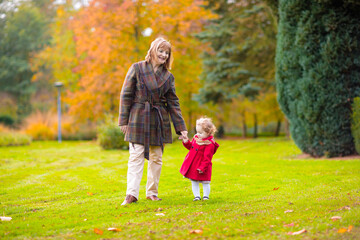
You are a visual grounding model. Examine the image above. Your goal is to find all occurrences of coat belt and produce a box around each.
[133,100,165,160]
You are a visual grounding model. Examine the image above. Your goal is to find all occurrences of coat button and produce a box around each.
[196,149,198,151]
[191,146,193,149]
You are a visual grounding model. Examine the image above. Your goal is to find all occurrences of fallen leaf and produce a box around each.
[273,187,279,191]
[87,192,93,196]
[338,228,347,233]
[155,213,165,216]
[108,227,121,232]
[331,216,342,221]
[287,229,307,235]
[284,210,294,213]
[348,225,353,232]
[189,229,203,234]
[94,228,103,235]
[0,216,12,221]
[270,225,275,228]
[155,208,163,212]
[283,223,295,227]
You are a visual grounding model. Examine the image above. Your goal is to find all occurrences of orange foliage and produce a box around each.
[65,0,215,124]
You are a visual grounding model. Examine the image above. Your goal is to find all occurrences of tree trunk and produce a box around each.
[275,120,281,136]
[253,113,258,138]
[241,111,247,138]
[284,117,290,139]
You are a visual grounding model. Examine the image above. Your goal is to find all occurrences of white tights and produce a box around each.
[191,180,210,198]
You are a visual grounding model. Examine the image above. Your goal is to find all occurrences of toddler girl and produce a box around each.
[180,117,219,201]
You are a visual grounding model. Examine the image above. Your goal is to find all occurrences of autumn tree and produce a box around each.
[54,0,214,130]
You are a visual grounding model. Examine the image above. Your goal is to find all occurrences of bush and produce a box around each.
[97,117,127,150]
[0,115,15,127]
[275,0,360,157]
[23,111,56,140]
[0,132,31,147]
[25,122,56,140]
[351,97,360,154]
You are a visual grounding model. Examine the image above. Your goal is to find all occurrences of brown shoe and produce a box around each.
[146,195,162,201]
[121,194,138,206]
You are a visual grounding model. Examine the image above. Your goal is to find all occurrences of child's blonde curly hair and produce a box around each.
[196,117,217,136]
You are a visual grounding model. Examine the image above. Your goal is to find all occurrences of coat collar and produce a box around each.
[139,61,171,89]
[194,135,214,141]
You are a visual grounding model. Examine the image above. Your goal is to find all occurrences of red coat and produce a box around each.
[180,135,219,181]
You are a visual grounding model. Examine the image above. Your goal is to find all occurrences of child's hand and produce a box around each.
[179,134,189,143]
[197,169,203,174]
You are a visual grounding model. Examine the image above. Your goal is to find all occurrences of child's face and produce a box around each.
[196,124,210,139]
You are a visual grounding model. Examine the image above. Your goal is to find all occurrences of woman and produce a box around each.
[119,37,188,205]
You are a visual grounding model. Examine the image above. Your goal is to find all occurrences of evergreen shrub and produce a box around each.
[97,117,127,150]
[351,97,360,154]
[0,115,15,127]
[275,0,360,157]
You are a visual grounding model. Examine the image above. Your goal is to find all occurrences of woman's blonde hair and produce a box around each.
[196,117,217,136]
[145,37,173,70]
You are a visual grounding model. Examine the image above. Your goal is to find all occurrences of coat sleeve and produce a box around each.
[165,75,187,134]
[118,64,137,126]
[182,140,192,150]
[198,144,215,173]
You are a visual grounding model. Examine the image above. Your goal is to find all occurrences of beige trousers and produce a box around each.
[126,143,163,200]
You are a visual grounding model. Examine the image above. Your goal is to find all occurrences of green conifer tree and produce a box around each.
[269,0,360,157]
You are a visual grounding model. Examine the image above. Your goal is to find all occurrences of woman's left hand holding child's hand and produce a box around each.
[180,131,189,142]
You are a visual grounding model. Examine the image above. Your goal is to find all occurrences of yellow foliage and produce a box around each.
[25,122,56,140]
[22,111,79,140]
[23,111,57,140]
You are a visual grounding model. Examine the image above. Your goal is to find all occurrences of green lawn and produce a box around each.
[1,138,359,239]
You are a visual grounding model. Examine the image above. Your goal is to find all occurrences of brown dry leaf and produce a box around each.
[331,216,342,221]
[287,229,307,235]
[155,208,163,212]
[189,229,203,234]
[87,192,93,196]
[338,228,347,233]
[108,227,121,232]
[283,223,295,227]
[284,210,294,213]
[273,187,279,191]
[348,225,353,232]
[94,228,103,235]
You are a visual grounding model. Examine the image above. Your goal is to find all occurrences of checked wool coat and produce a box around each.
[118,61,187,159]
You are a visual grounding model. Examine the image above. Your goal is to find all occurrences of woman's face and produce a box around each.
[154,47,169,65]
[196,124,210,139]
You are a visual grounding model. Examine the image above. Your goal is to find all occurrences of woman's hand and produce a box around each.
[120,125,128,134]
[180,130,188,142]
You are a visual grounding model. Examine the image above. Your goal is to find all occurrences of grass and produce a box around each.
[1,138,360,239]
